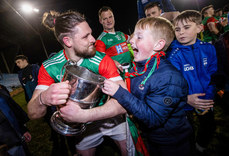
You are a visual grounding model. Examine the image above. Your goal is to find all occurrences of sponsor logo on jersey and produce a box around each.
[115,35,121,40]
[203,58,207,66]
[115,44,123,54]
[56,75,61,81]
[108,39,113,42]
[184,64,194,71]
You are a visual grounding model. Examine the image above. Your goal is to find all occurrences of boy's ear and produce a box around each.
[197,24,204,33]
[154,39,166,51]
[63,36,72,48]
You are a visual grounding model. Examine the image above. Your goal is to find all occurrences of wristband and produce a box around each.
[39,92,45,106]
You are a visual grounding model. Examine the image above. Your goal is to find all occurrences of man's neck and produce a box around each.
[64,48,81,63]
[104,28,115,33]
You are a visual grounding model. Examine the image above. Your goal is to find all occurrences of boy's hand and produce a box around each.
[23,132,32,142]
[187,93,214,110]
[113,60,123,73]
[102,79,120,96]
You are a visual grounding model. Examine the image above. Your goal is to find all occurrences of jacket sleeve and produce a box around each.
[33,64,40,83]
[205,45,218,99]
[137,0,145,19]
[167,50,182,71]
[113,72,188,128]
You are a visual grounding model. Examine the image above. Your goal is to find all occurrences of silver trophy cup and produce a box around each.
[50,64,105,136]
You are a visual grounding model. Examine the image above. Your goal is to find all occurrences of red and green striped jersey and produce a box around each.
[37,49,122,90]
[95,30,133,65]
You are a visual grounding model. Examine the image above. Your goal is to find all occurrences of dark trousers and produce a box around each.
[186,110,216,149]
[146,139,191,156]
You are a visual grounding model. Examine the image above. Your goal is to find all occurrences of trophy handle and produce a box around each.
[60,60,77,82]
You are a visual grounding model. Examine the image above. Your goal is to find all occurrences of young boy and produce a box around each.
[167,10,217,154]
[102,17,192,156]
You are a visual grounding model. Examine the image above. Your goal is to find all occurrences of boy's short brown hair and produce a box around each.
[201,5,213,15]
[135,17,174,51]
[15,55,28,62]
[173,10,202,26]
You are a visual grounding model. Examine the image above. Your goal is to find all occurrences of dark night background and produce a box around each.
[0,0,228,73]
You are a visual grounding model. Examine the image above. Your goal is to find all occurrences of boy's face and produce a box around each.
[205,7,214,16]
[130,28,158,62]
[15,59,28,69]
[174,20,202,46]
[145,6,162,18]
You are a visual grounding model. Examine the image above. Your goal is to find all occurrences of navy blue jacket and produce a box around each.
[167,39,217,110]
[113,58,192,145]
[18,64,40,102]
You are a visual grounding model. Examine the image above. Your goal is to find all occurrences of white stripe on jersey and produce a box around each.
[89,59,100,66]
[44,58,66,68]
[43,53,65,67]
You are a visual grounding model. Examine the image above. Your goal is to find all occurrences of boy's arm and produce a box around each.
[113,72,188,128]
[167,50,182,71]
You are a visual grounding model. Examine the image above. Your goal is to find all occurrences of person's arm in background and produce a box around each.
[137,0,146,19]
[162,0,176,12]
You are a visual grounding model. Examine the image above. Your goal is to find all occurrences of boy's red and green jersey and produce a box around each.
[95,30,133,65]
[36,49,122,90]
[202,16,219,42]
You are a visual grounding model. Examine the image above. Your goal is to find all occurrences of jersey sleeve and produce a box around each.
[95,40,106,53]
[207,17,218,24]
[98,55,122,81]
[37,64,55,87]
[124,34,130,42]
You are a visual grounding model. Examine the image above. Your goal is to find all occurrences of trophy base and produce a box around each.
[50,111,86,136]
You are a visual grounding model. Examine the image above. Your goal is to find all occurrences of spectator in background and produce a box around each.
[144,1,179,22]
[214,8,223,17]
[201,5,228,43]
[137,0,178,19]
[167,10,217,155]
[15,55,40,102]
[0,84,31,156]
[95,6,133,79]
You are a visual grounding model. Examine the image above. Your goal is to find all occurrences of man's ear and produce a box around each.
[154,39,166,51]
[99,18,103,25]
[63,36,72,48]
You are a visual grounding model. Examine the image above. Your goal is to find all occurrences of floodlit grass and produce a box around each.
[12,90,229,156]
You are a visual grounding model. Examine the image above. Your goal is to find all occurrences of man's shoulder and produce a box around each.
[42,50,66,69]
[97,31,108,40]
